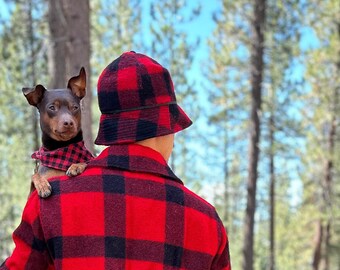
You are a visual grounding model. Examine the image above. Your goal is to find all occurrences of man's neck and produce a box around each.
[135,134,174,162]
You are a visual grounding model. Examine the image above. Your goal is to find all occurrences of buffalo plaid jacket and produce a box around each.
[1,144,231,270]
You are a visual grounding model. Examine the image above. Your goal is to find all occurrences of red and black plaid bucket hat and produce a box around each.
[95,51,192,145]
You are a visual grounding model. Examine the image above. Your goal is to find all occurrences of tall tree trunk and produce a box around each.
[48,0,94,153]
[48,0,67,88]
[242,0,266,269]
[312,220,323,270]
[323,222,331,270]
[321,21,339,270]
[63,0,93,153]
[321,84,338,270]
[269,113,275,270]
[321,105,337,270]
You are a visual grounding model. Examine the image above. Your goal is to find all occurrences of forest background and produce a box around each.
[0,0,339,270]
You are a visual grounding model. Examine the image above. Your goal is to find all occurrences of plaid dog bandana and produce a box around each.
[31,141,94,171]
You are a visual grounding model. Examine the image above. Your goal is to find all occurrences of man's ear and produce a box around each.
[67,67,86,99]
[22,85,46,107]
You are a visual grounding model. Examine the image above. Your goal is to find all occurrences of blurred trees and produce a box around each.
[0,0,48,259]
[90,0,142,151]
[148,0,201,180]
[206,0,338,269]
[242,1,266,269]
[301,0,340,269]
[0,0,339,269]
[0,0,141,258]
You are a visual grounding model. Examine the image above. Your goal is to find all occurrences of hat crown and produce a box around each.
[95,51,192,145]
[97,51,176,114]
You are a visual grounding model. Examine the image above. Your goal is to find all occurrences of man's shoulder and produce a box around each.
[46,166,220,222]
[165,180,221,222]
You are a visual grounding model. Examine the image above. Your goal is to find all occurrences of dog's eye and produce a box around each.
[72,105,79,111]
[49,105,56,111]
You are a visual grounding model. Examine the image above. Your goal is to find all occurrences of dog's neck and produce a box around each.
[42,131,83,150]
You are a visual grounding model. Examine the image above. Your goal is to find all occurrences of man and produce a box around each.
[1,51,231,269]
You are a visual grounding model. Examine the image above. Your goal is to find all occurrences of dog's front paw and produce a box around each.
[32,173,52,198]
[66,163,87,177]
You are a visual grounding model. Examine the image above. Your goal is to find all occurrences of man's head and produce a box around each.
[94,51,192,146]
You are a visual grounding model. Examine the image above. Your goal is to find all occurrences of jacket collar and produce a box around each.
[88,144,183,185]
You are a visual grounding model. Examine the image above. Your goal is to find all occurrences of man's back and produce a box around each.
[1,51,231,270]
[42,144,230,269]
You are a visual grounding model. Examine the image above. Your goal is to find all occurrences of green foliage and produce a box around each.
[205,0,339,269]
[90,0,142,155]
[205,1,255,267]
[91,0,141,71]
[0,0,48,259]
[147,0,202,185]
[297,0,340,266]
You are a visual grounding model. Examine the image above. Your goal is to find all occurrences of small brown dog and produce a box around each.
[23,67,93,198]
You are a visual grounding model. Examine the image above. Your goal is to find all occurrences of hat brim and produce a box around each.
[94,103,192,145]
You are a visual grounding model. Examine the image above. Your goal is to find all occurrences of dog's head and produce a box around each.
[22,67,86,142]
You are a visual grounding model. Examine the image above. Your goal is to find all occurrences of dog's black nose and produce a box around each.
[63,121,74,127]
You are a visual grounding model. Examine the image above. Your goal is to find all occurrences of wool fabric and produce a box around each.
[95,51,192,145]
[31,141,93,171]
[1,144,231,270]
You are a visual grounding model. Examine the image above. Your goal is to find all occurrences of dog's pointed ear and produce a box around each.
[67,67,86,99]
[22,85,46,107]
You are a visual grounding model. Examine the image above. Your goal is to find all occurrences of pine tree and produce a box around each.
[301,0,340,268]
[207,1,304,269]
[262,1,303,269]
[90,0,141,69]
[90,0,142,154]
[206,2,252,267]
[0,0,49,259]
[147,0,200,179]
[206,1,262,268]
[242,0,266,268]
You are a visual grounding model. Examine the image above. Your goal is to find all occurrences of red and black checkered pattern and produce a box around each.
[31,141,94,171]
[1,144,230,269]
[95,51,193,145]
